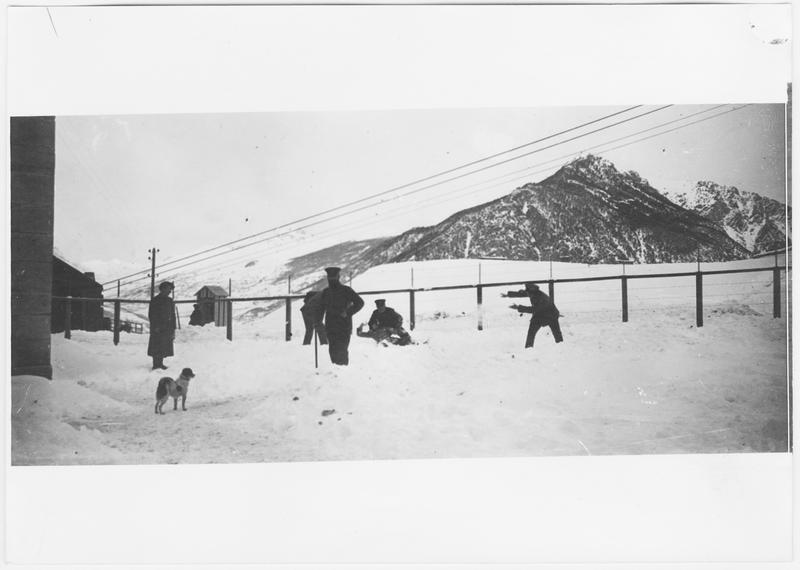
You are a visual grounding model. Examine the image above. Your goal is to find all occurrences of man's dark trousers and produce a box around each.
[302,313,328,345]
[525,317,563,348]
[327,329,351,365]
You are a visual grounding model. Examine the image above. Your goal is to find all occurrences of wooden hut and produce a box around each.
[51,256,104,333]
[194,285,229,326]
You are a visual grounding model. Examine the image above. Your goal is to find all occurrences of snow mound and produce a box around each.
[12,374,135,419]
[11,376,132,465]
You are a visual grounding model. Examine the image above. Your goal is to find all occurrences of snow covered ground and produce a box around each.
[11,258,790,465]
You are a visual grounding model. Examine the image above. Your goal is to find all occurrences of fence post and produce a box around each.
[548,280,555,302]
[477,285,484,331]
[64,296,72,339]
[621,276,628,323]
[113,300,121,346]
[226,300,233,341]
[773,267,781,318]
[695,272,704,327]
[409,290,416,331]
[285,298,292,341]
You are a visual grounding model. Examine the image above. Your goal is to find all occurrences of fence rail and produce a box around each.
[52,264,790,345]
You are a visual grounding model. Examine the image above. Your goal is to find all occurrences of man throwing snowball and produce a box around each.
[504,281,563,348]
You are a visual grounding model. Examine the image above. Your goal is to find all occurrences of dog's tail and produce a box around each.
[156,377,171,399]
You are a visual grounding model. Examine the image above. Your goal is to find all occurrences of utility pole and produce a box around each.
[288,274,292,294]
[148,247,159,298]
[117,280,120,298]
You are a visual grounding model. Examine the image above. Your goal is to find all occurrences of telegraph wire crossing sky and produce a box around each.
[52,104,787,282]
[101,105,655,286]
[104,104,766,289]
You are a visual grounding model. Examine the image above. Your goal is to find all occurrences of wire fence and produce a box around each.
[53,263,790,345]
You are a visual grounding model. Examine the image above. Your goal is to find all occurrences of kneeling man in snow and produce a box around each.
[357,299,413,346]
[505,282,563,348]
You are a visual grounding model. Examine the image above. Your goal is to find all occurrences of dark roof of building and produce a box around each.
[195,285,229,297]
[53,255,102,288]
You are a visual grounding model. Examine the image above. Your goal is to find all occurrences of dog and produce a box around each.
[154,367,195,414]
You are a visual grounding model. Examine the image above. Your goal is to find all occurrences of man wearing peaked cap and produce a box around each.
[369,299,402,330]
[503,281,563,349]
[319,267,364,365]
[148,280,177,369]
[358,298,412,346]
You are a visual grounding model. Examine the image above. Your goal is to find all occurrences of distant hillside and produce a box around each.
[120,238,384,323]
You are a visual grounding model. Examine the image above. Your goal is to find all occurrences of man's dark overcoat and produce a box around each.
[508,287,563,348]
[147,293,177,357]
[300,291,328,345]
[320,282,364,365]
[368,307,403,330]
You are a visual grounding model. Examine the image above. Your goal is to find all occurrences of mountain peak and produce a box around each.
[695,180,742,199]
[561,154,619,178]
[551,154,650,188]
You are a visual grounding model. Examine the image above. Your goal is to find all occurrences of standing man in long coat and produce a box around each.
[319,267,364,365]
[505,281,563,348]
[148,281,177,369]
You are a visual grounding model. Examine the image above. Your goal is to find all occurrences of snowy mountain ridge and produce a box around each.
[117,155,786,325]
[352,154,751,268]
[665,181,790,254]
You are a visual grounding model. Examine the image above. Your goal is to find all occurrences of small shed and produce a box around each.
[195,285,229,326]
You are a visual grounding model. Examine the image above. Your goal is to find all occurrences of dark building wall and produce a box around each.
[11,117,55,379]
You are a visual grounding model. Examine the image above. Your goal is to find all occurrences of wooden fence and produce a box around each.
[52,263,789,345]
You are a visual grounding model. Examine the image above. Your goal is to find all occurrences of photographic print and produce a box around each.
[5,3,794,566]
[11,103,790,465]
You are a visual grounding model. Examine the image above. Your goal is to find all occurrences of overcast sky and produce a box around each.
[53,104,787,282]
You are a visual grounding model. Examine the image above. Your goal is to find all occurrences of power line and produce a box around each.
[103,105,646,285]
[445,104,730,192]
[110,106,675,286]
[119,104,746,290]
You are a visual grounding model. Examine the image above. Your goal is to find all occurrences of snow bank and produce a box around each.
[11,375,133,465]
